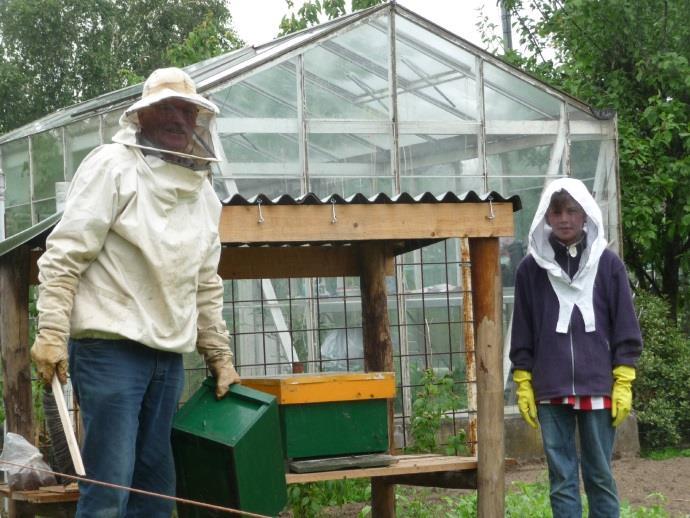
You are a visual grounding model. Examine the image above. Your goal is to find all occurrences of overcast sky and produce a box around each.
[227,0,506,49]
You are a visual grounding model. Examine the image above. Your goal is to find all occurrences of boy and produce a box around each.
[510,178,642,517]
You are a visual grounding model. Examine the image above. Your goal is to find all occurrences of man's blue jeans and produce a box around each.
[538,404,619,518]
[69,338,184,518]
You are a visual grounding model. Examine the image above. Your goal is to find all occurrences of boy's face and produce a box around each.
[545,196,586,245]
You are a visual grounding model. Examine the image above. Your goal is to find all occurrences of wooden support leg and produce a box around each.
[469,238,505,518]
[360,242,396,516]
[371,478,395,518]
[0,245,34,440]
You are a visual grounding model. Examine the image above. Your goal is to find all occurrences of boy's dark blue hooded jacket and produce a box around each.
[509,178,642,401]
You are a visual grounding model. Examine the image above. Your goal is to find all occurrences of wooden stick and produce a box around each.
[51,375,86,476]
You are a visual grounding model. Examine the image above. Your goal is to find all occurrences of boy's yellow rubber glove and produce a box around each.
[611,365,635,427]
[513,369,538,429]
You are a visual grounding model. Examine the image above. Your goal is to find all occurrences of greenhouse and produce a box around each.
[0,2,619,447]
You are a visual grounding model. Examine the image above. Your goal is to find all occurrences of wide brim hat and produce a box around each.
[125,67,219,117]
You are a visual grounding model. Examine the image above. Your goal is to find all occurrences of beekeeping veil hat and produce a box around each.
[113,67,221,167]
[528,178,608,333]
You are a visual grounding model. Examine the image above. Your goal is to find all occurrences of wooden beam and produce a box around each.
[0,245,34,440]
[359,242,394,376]
[469,238,505,518]
[218,246,394,279]
[219,202,514,244]
[284,454,477,484]
[379,469,477,490]
[359,241,396,518]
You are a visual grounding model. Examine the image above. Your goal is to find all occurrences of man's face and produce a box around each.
[545,196,586,245]
[137,99,198,153]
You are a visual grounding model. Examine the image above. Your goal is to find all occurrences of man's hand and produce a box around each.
[31,329,68,385]
[513,369,538,429]
[207,353,241,399]
[611,365,635,427]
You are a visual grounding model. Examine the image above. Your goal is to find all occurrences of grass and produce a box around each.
[288,478,674,517]
[642,447,690,461]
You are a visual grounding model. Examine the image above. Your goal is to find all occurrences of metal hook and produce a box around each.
[486,196,495,220]
[257,199,265,224]
[330,198,337,224]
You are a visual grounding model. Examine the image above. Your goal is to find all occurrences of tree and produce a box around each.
[278,0,385,36]
[0,0,243,134]
[495,0,690,321]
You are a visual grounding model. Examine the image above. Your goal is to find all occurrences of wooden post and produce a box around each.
[0,245,34,440]
[469,237,504,518]
[0,245,36,518]
[359,241,395,518]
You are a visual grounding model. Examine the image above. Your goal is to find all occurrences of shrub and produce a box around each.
[410,368,468,455]
[634,291,690,449]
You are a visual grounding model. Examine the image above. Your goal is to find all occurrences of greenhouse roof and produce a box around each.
[0,2,608,146]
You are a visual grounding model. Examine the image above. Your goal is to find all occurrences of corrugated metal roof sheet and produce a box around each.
[223,190,522,212]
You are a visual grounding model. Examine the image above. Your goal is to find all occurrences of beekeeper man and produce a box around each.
[31,67,240,517]
[510,178,642,517]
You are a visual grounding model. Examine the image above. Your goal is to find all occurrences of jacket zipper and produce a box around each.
[567,252,576,395]
[569,326,576,395]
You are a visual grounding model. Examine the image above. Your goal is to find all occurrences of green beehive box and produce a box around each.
[172,379,287,517]
[243,372,395,459]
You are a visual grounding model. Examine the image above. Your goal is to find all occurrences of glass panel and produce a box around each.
[219,133,300,176]
[103,109,126,143]
[211,60,297,118]
[484,62,561,121]
[571,137,620,250]
[214,61,301,195]
[2,139,31,207]
[32,130,64,201]
[497,236,527,288]
[34,199,57,223]
[304,20,389,120]
[487,175,554,244]
[485,134,560,176]
[309,176,394,197]
[400,133,479,177]
[225,177,301,199]
[399,175,483,195]
[308,133,391,177]
[65,118,101,180]
[395,16,478,121]
[4,204,32,236]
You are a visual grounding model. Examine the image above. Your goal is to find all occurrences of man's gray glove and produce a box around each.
[31,329,68,385]
[197,330,240,399]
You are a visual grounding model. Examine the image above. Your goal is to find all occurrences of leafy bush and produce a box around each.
[634,291,690,449]
[410,368,468,455]
[287,479,369,517]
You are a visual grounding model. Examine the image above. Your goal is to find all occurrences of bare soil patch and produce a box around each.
[506,456,690,517]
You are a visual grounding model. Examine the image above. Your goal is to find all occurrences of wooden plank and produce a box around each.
[0,245,34,441]
[217,246,394,280]
[469,238,505,518]
[219,203,514,244]
[460,238,478,455]
[285,455,478,484]
[379,469,477,490]
[289,454,397,473]
[0,484,79,504]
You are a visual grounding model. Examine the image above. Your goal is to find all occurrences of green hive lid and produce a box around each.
[173,378,277,446]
